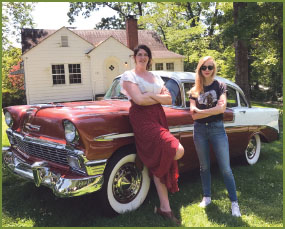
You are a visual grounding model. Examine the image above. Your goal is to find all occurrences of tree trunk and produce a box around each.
[233,2,251,103]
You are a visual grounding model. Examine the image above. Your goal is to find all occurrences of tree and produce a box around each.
[66,2,282,101]
[2,2,36,106]
[8,62,25,90]
[2,2,36,50]
[233,2,250,102]
[67,2,147,29]
[249,2,283,101]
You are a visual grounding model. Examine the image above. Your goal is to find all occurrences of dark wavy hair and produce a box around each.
[133,44,152,70]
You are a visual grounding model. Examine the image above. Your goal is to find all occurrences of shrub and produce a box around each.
[2,89,26,108]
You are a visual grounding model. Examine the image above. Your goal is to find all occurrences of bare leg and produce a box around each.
[153,175,171,212]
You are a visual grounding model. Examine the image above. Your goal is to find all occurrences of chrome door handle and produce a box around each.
[239,110,246,114]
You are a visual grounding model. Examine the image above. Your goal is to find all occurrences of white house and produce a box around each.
[21,18,184,104]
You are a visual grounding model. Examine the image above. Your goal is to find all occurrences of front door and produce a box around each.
[105,58,119,92]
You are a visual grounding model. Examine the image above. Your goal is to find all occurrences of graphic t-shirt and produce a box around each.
[189,80,226,123]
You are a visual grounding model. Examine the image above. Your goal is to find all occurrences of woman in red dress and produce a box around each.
[121,44,184,224]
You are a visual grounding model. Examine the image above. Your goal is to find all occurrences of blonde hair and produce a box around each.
[189,56,217,98]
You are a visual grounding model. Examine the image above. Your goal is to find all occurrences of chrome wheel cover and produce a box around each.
[246,137,257,159]
[112,162,142,203]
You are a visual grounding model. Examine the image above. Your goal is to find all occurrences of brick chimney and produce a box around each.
[126,16,138,51]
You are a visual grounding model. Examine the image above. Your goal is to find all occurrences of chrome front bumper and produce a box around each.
[2,147,105,197]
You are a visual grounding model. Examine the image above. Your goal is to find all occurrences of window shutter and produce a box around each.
[61,36,68,47]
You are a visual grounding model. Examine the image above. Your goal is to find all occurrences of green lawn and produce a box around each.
[1,105,283,227]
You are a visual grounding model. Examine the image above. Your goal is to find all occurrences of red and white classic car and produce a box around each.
[2,71,279,215]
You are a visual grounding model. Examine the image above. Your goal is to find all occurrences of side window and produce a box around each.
[226,86,238,107]
[239,93,248,107]
[155,63,163,70]
[52,64,65,85]
[164,78,181,106]
[69,64,81,84]
[184,82,194,107]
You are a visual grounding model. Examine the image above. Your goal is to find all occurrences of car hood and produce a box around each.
[4,100,131,140]
[4,99,189,144]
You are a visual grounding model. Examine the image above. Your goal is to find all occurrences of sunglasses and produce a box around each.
[200,65,214,71]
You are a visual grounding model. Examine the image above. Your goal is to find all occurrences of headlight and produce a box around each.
[63,120,79,143]
[4,112,13,127]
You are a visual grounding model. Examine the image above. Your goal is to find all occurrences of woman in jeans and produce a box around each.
[189,56,241,217]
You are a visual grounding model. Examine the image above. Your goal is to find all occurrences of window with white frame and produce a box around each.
[52,64,65,85]
[166,63,174,71]
[155,63,163,70]
[69,64,82,84]
[61,36,68,47]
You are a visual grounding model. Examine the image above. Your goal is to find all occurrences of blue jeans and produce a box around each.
[193,120,238,202]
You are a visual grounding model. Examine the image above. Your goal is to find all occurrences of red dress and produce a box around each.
[129,100,180,193]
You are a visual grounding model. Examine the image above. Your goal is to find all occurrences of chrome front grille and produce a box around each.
[9,131,68,166]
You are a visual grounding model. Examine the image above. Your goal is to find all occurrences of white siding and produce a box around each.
[22,27,184,104]
[89,37,133,94]
[23,28,94,104]
[151,58,184,72]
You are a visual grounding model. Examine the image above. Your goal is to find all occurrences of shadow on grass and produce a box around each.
[205,203,249,227]
[2,170,103,227]
[2,133,283,227]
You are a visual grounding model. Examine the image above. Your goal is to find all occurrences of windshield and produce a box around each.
[104,77,182,107]
[104,78,128,100]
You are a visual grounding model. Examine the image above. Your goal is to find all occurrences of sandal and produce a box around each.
[135,154,144,171]
[154,206,181,225]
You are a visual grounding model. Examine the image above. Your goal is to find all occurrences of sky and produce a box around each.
[11,2,116,47]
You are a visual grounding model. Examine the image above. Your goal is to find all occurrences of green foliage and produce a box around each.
[2,89,26,108]
[68,2,147,29]
[2,2,36,49]
[2,46,26,107]
[2,46,22,88]
[67,2,282,100]
[2,2,36,106]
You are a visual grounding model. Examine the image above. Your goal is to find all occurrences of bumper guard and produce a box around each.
[2,147,105,197]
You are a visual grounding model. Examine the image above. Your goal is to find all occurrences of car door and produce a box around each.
[165,81,200,173]
[225,86,250,157]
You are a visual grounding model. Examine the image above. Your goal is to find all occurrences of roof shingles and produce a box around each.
[21,27,183,59]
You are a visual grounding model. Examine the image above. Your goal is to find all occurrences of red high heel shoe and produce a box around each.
[154,206,181,225]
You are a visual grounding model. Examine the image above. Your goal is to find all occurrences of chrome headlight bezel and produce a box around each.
[4,111,13,127]
[63,120,79,144]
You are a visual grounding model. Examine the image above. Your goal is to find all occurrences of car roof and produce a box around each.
[115,70,243,92]
[150,71,243,92]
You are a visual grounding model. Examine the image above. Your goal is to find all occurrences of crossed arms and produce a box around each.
[123,81,172,106]
[190,93,227,120]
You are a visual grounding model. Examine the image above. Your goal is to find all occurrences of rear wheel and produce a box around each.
[245,134,261,165]
[100,147,150,215]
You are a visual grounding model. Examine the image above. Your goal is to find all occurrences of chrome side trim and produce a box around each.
[93,121,266,141]
[94,125,194,141]
[2,147,104,197]
[94,133,134,141]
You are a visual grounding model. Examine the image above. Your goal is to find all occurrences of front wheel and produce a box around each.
[100,147,150,215]
[245,134,261,165]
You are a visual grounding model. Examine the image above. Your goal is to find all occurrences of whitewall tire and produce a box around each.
[245,134,261,165]
[100,148,150,215]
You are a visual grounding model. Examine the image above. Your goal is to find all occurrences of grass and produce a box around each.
[1,105,283,227]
